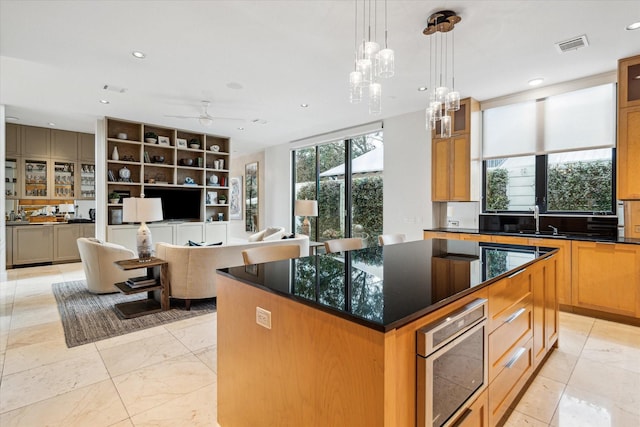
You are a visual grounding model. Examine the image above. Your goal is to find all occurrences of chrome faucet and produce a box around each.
[533,205,540,234]
[548,225,558,236]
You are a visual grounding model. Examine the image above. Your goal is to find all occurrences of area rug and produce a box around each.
[52,280,216,348]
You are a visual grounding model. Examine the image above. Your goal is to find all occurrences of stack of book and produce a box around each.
[126,276,157,288]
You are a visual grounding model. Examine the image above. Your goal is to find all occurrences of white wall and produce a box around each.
[1,104,6,281]
[261,109,434,242]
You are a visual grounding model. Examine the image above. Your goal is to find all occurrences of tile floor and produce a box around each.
[0,263,639,426]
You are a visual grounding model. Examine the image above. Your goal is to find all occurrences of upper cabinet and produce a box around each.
[6,123,21,156]
[51,129,78,159]
[21,126,50,157]
[78,132,96,162]
[431,97,480,202]
[617,54,640,200]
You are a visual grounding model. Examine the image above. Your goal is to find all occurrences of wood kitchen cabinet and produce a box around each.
[571,241,640,318]
[6,123,21,156]
[6,227,13,268]
[431,97,479,202]
[53,224,82,262]
[21,125,51,158]
[78,132,95,162]
[455,390,489,427]
[625,201,640,238]
[617,54,640,200]
[532,254,558,367]
[51,129,78,160]
[12,225,54,265]
[431,255,475,301]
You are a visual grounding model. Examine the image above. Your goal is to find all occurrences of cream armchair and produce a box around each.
[156,235,309,310]
[77,237,146,294]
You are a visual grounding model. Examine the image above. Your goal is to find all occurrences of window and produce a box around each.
[483,83,616,214]
[292,131,383,245]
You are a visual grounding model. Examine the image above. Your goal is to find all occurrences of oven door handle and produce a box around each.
[505,347,526,369]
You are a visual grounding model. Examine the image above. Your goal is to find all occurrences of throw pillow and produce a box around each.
[187,240,223,246]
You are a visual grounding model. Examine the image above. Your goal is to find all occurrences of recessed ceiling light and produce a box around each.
[131,51,146,59]
[48,122,56,127]
[300,103,309,108]
[528,78,544,86]
[100,99,110,104]
[418,86,428,91]
[237,127,245,131]
[626,21,640,30]
[6,116,19,121]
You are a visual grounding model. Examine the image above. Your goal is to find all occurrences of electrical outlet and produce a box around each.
[447,219,460,227]
[256,307,271,329]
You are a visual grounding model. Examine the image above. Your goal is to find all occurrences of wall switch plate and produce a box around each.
[256,307,271,329]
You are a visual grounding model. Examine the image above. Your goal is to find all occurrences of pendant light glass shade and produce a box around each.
[440,115,452,138]
[349,71,363,103]
[446,91,460,111]
[357,58,373,84]
[377,48,395,78]
[369,82,382,115]
[435,86,449,103]
[361,41,380,61]
[430,101,443,120]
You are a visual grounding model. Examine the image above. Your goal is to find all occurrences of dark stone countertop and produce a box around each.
[220,239,557,332]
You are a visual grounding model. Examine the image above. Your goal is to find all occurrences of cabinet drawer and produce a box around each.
[452,389,489,427]
[489,299,533,382]
[488,268,532,332]
[488,336,534,426]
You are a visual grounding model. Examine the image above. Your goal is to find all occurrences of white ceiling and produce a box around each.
[1,1,639,154]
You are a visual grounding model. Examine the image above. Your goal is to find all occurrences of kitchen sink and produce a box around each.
[516,232,568,239]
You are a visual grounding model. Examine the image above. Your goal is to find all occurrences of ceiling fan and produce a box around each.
[165,101,243,126]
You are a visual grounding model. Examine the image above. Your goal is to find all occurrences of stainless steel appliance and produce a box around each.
[417,298,488,427]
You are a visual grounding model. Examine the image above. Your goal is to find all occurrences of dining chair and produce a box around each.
[324,237,364,254]
[242,244,301,265]
[378,233,407,246]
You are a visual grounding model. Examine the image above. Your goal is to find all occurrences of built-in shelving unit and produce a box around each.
[105,117,231,225]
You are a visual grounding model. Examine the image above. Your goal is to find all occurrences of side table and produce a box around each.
[309,241,326,255]
[113,257,168,319]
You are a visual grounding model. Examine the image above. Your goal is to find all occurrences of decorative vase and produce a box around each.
[119,166,131,180]
[112,146,119,161]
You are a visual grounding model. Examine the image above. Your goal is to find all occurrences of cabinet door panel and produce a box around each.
[78,133,96,162]
[13,226,53,264]
[6,123,20,155]
[21,126,50,157]
[451,135,470,201]
[51,130,78,159]
[432,138,450,201]
[53,225,81,261]
[617,106,640,200]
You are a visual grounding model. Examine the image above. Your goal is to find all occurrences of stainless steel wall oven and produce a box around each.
[417,298,488,427]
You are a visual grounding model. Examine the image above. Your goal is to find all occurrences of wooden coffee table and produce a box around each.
[113,257,168,319]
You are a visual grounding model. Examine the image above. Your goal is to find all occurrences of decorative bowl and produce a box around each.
[146,138,157,144]
[190,143,200,149]
[210,145,220,152]
[117,133,128,140]
[153,155,165,163]
[180,158,194,166]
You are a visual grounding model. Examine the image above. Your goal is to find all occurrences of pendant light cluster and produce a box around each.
[423,10,462,137]
[349,0,395,115]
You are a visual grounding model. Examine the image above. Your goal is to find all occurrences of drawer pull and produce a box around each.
[507,268,526,279]
[504,307,526,324]
[505,347,526,369]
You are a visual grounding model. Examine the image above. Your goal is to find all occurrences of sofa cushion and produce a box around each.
[247,230,266,242]
[262,229,285,241]
[187,240,223,247]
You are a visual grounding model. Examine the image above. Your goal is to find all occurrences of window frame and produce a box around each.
[482,148,617,215]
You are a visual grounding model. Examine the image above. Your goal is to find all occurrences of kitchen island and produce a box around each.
[217,239,559,426]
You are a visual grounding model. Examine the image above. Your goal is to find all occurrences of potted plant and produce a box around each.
[218,194,227,204]
[144,131,158,143]
[109,192,120,204]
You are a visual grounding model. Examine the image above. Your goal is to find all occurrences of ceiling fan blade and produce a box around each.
[164,114,200,119]
[207,116,245,122]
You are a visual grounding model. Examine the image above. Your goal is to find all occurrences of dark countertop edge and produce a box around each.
[6,221,95,226]
[217,248,559,333]
[425,228,640,245]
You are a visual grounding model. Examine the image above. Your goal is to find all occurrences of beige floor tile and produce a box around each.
[94,324,168,351]
[99,331,190,377]
[567,357,640,413]
[555,328,589,356]
[169,319,217,352]
[7,320,64,350]
[0,379,129,427]
[3,338,97,375]
[194,345,217,373]
[112,353,216,416]
[8,304,60,330]
[163,312,216,331]
[513,375,565,423]
[581,335,640,374]
[130,382,217,427]
[504,409,549,427]
[108,419,134,427]
[0,352,109,413]
[590,318,640,348]
[537,349,578,384]
[550,385,640,426]
[558,312,594,335]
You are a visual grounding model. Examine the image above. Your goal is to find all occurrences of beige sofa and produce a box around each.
[155,235,309,309]
[77,237,147,294]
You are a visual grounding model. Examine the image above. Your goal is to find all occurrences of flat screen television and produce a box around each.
[143,187,202,221]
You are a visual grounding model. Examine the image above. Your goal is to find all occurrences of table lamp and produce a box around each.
[295,199,318,237]
[123,196,163,261]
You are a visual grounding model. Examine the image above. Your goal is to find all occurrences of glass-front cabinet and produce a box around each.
[54,161,75,198]
[5,158,19,199]
[23,159,49,198]
[79,163,95,199]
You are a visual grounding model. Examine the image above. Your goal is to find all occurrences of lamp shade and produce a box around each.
[123,197,163,223]
[295,200,318,217]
